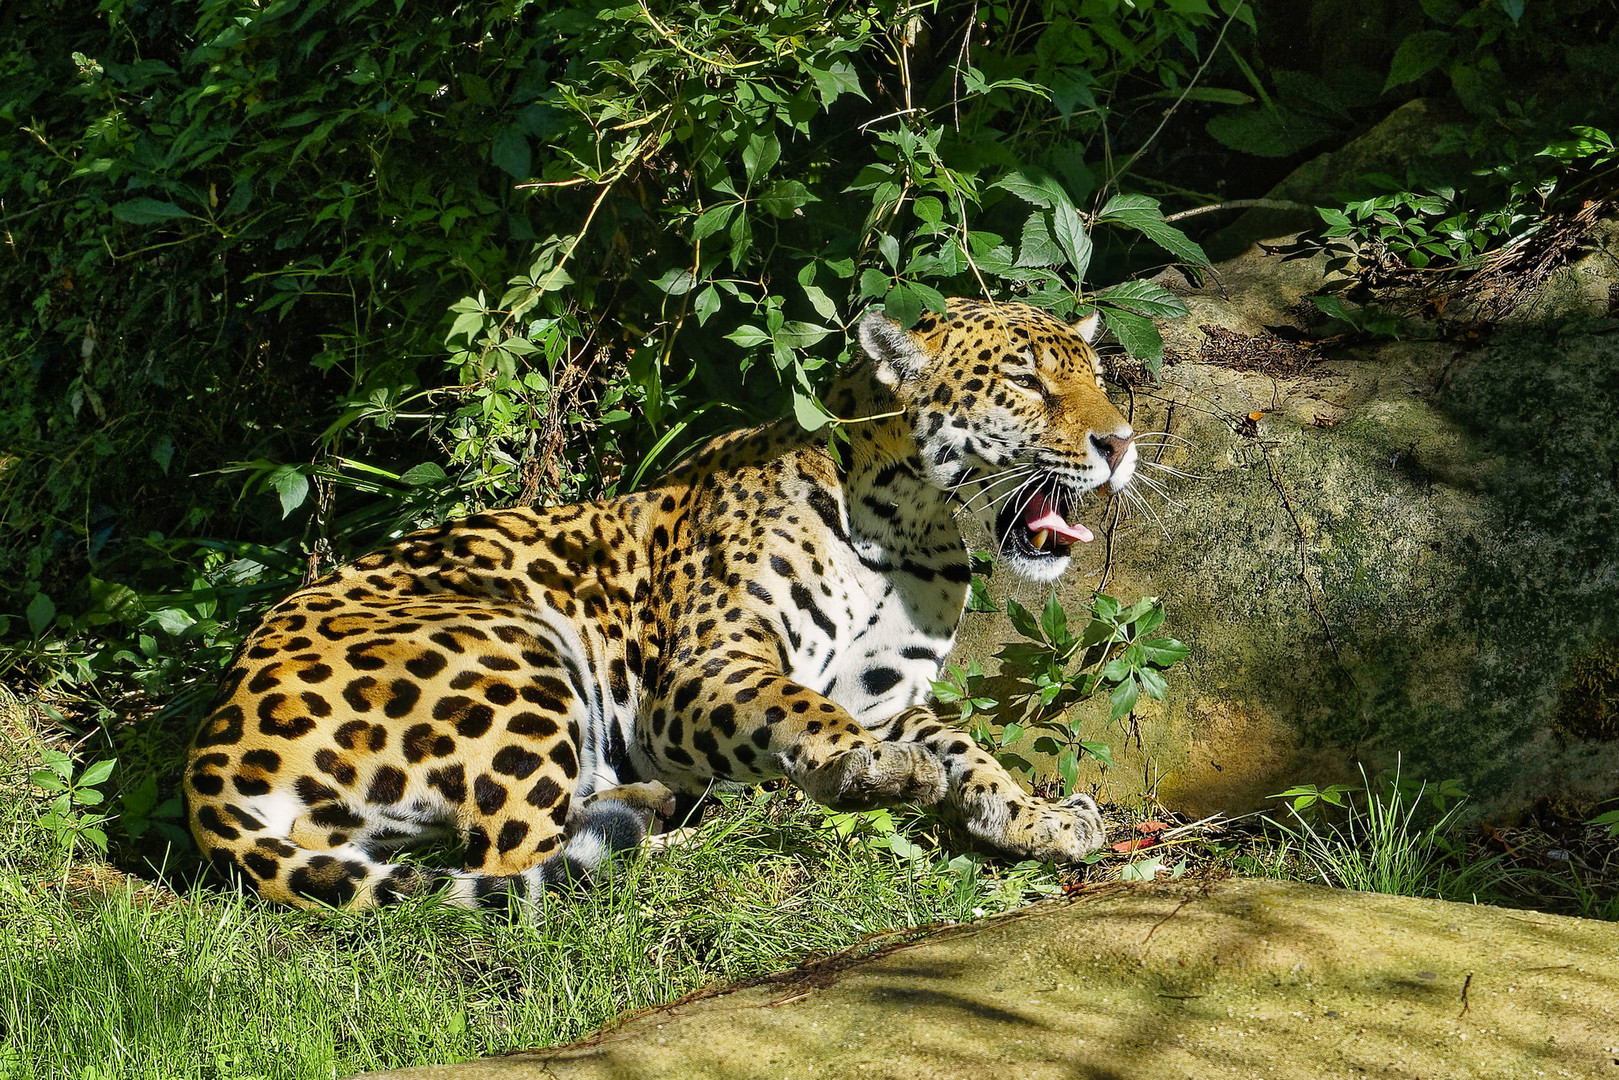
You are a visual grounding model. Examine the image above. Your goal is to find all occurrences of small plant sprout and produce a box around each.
[934,591,1189,796]
[29,749,118,868]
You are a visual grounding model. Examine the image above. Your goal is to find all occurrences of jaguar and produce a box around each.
[185,298,1139,909]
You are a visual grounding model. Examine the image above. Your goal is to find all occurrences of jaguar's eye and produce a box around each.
[1009,372,1044,393]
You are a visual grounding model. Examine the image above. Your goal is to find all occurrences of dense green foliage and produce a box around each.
[5,0,1615,688]
[2,0,1235,644]
[4,0,1618,880]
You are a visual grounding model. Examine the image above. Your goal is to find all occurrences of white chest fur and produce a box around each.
[788,500,968,724]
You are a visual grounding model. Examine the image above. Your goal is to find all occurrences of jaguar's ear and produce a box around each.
[1074,310,1103,344]
[858,309,930,388]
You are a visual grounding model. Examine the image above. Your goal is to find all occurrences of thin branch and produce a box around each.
[1106,1,1247,196]
[1163,198,1310,222]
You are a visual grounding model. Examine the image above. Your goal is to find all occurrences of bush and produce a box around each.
[1,0,1239,642]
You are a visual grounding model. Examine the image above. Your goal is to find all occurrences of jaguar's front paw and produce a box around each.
[799,742,948,810]
[979,792,1108,864]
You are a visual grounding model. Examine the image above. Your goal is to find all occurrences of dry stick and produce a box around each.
[949,2,978,131]
[1142,897,1198,944]
[1163,198,1311,223]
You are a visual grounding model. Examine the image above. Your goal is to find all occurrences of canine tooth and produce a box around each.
[1032,529,1050,551]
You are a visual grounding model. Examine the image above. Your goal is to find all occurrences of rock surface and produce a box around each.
[355,878,1619,1080]
[952,231,1619,818]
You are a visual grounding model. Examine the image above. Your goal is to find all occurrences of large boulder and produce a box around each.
[355,878,1619,1080]
[954,238,1619,818]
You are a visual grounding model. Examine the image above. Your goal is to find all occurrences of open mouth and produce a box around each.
[995,484,1094,560]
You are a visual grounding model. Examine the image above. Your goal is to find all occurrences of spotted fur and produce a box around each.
[185,299,1140,910]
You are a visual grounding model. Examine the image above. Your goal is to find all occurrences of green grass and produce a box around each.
[1267,778,1514,904]
[5,686,1612,1080]
[0,695,1064,1080]
[1206,765,1552,910]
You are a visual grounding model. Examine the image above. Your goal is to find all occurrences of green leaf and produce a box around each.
[1592,810,1619,838]
[1109,677,1140,721]
[1138,667,1169,700]
[86,578,142,627]
[693,285,721,325]
[1141,637,1190,666]
[726,324,771,349]
[1099,308,1164,368]
[800,283,837,322]
[1149,86,1254,105]
[29,768,68,792]
[1006,599,1042,641]
[1051,199,1093,280]
[993,166,1072,210]
[996,641,1052,674]
[1078,741,1115,769]
[911,281,948,317]
[882,284,923,329]
[1016,212,1063,268]
[806,59,865,107]
[459,72,496,104]
[653,267,697,296]
[878,233,901,271]
[150,434,175,474]
[755,180,814,219]
[691,204,735,241]
[775,321,831,349]
[858,268,891,300]
[267,465,310,518]
[78,759,117,788]
[792,392,833,431]
[1056,748,1080,792]
[25,592,55,638]
[1040,592,1069,646]
[1205,107,1339,158]
[120,774,159,819]
[999,722,1024,746]
[111,198,194,226]
[491,125,531,179]
[742,132,781,185]
[446,308,487,348]
[1095,195,1209,268]
[1384,30,1454,92]
[400,462,448,487]
[1118,855,1164,881]
[1098,279,1187,320]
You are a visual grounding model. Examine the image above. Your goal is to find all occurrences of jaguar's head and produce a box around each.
[859,298,1137,582]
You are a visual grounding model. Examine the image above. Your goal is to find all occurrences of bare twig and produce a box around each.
[1163,198,1310,223]
[1142,897,1198,944]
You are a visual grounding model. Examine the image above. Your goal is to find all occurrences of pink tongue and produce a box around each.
[1023,493,1093,544]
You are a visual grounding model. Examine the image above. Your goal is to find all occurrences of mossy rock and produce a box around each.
[356,878,1619,1080]
[955,254,1619,818]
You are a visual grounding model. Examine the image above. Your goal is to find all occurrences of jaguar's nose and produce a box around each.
[1090,432,1134,473]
